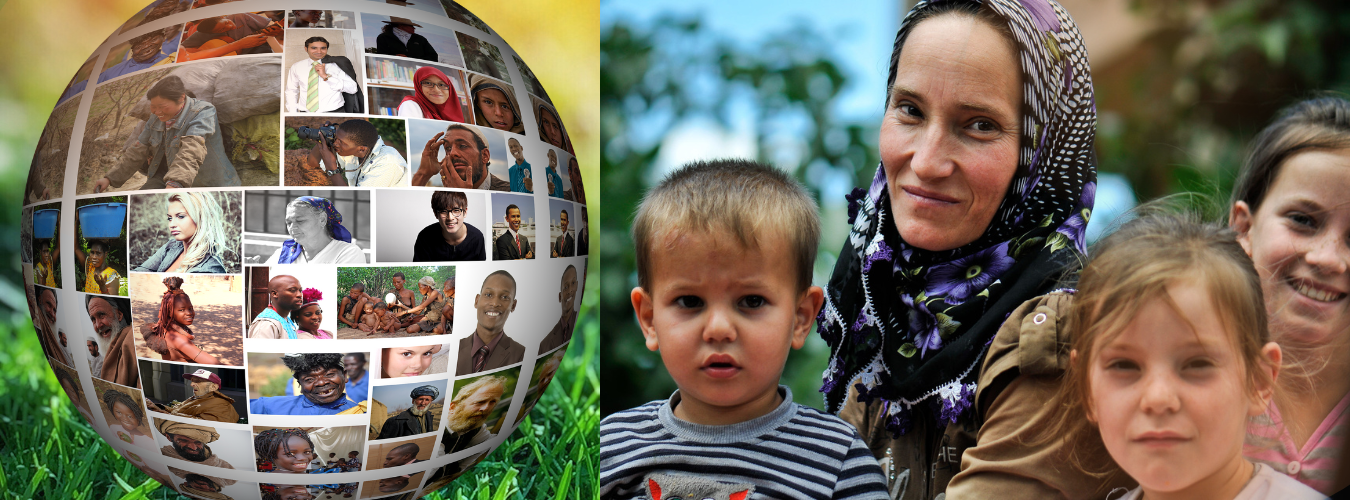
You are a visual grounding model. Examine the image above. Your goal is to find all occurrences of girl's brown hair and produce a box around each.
[1036,210,1278,479]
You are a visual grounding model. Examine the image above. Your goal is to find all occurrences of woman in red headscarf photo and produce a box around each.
[397,66,466,123]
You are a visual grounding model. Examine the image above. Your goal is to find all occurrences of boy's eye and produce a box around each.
[673,296,704,309]
[738,295,767,309]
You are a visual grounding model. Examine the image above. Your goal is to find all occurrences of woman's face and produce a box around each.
[285,203,328,244]
[295,303,323,332]
[112,400,139,429]
[173,296,195,327]
[148,96,186,124]
[1231,148,1350,347]
[88,244,107,270]
[166,200,198,243]
[879,15,1022,251]
[384,345,437,377]
[476,88,515,130]
[274,435,314,473]
[421,75,451,105]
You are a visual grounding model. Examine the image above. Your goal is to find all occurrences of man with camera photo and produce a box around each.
[303,119,408,187]
[285,36,359,114]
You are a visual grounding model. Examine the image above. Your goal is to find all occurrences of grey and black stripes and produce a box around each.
[600,400,890,500]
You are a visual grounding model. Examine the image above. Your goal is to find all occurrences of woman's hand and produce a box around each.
[94,177,112,193]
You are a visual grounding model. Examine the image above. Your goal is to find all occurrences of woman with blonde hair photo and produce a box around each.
[133,191,232,273]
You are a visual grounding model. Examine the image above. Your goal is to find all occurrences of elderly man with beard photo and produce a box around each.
[87,295,140,387]
[177,473,233,500]
[456,271,525,376]
[537,265,578,354]
[248,275,310,340]
[250,353,367,415]
[377,385,442,440]
[411,123,509,190]
[440,375,505,456]
[155,419,236,470]
[148,369,239,423]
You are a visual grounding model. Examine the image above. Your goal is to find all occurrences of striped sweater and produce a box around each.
[600,387,890,500]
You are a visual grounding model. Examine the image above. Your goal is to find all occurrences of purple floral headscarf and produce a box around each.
[819,0,1097,436]
[276,196,353,264]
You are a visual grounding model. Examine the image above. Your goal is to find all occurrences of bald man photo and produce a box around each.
[247,275,317,339]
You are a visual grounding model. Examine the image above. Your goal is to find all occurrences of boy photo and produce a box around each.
[600,160,889,498]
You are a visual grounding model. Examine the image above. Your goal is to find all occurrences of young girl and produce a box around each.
[1045,213,1326,500]
[254,427,317,473]
[103,389,156,450]
[381,344,442,378]
[142,277,220,364]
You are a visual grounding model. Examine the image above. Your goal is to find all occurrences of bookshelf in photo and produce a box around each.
[365,56,470,118]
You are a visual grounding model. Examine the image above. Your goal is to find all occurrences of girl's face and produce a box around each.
[421,75,450,105]
[476,88,515,131]
[295,304,322,332]
[113,400,139,429]
[384,345,436,377]
[173,296,195,327]
[274,435,314,473]
[1231,148,1350,347]
[1087,278,1277,497]
[166,200,198,243]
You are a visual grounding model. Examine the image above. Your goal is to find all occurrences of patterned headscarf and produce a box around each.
[469,74,525,135]
[819,0,1096,436]
[277,196,352,264]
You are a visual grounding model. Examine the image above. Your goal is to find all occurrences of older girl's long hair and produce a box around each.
[169,192,226,270]
[155,276,194,334]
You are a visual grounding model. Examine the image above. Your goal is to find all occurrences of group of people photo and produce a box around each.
[599,1,1350,500]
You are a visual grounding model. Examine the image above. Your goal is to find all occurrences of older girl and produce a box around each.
[142,276,220,364]
[1229,97,1350,495]
[398,66,466,122]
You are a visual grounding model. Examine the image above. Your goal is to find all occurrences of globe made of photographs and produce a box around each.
[22,1,586,498]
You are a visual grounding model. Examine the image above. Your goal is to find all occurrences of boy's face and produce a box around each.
[633,231,822,425]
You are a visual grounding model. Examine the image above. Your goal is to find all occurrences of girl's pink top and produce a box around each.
[1245,390,1350,495]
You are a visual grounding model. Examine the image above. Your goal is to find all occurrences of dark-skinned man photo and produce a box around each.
[250,353,367,415]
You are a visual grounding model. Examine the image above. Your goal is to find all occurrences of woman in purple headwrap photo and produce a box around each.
[262,196,365,264]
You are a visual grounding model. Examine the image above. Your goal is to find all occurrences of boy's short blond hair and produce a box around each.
[633,159,819,291]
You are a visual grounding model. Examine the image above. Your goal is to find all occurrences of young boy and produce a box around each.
[371,302,398,333]
[600,160,888,499]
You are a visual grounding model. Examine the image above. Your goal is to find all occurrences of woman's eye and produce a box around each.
[739,296,766,308]
[896,103,922,119]
[673,296,704,309]
[970,119,999,133]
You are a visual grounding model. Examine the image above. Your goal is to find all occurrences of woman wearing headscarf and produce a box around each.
[468,74,524,135]
[142,276,220,365]
[536,102,573,154]
[264,196,365,264]
[818,1,1127,498]
[397,66,466,123]
[133,191,231,273]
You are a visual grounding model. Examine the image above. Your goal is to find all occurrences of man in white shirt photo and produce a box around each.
[306,119,408,187]
[286,37,358,113]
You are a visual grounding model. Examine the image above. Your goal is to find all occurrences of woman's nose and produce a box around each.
[1304,232,1349,276]
[909,126,956,181]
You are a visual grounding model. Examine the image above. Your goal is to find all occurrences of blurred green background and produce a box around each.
[0,0,597,498]
[599,0,1350,415]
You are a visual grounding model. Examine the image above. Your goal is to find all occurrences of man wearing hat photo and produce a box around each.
[377,384,442,440]
[155,418,236,470]
[376,17,437,62]
[147,369,240,423]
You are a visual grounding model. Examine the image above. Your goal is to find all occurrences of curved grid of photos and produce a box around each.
[21,0,586,498]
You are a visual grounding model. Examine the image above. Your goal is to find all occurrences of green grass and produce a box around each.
[0,284,600,500]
